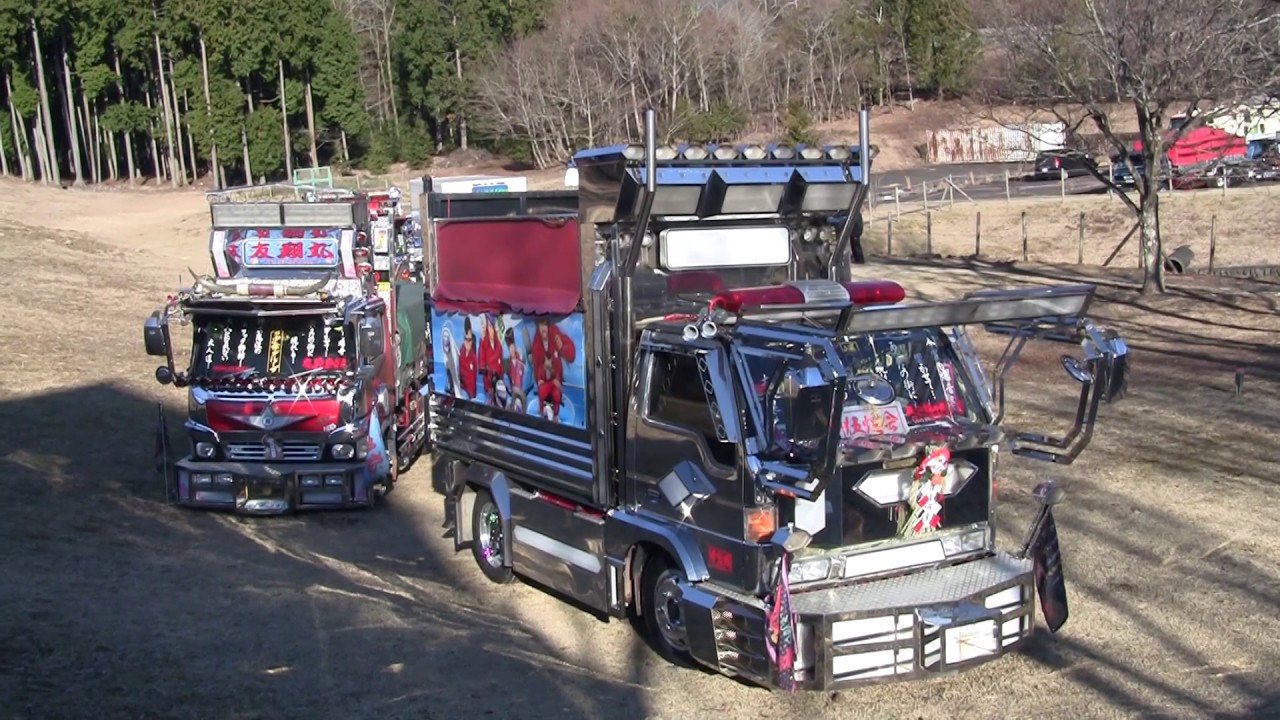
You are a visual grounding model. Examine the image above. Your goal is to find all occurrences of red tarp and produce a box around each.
[433,218,582,315]
[1133,127,1247,168]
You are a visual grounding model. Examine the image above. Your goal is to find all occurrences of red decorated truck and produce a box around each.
[143,197,430,514]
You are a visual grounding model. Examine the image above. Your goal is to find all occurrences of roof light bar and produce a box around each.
[571,138,868,220]
[709,280,906,314]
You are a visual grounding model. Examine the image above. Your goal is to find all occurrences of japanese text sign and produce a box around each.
[227,227,342,268]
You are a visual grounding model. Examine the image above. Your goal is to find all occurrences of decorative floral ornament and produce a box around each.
[902,445,951,537]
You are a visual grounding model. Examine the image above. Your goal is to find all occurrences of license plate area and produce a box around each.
[917,603,1002,671]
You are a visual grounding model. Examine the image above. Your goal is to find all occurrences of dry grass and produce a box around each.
[867,184,1280,269]
[1,178,1279,719]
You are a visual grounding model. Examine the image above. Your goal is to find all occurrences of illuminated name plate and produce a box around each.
[659,226,791,270]
[228,228,343,268]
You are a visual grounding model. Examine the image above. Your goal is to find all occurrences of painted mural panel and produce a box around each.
[431,310,587,429]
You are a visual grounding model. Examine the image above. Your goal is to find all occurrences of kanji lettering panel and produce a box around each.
[226,227,342,268]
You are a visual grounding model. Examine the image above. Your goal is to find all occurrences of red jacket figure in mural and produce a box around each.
[478,314,503,404]
[529,318,577,421]
[458,316,479,399]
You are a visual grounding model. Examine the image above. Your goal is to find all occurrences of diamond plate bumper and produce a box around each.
[698,553,1036,691]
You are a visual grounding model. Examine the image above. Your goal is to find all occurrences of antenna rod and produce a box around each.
[622,107,658,277]
[830,107,873,281]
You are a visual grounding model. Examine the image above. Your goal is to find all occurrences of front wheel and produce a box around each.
[640,554,693,665]
[470,490,515,584]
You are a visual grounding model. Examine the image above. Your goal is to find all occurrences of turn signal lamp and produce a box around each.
[709,280,907,314]
[745,506,778,542]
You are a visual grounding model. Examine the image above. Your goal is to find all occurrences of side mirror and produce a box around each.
[144,310,171,358]
[359,318,383,359]
[155,366,174,385]
[1061,355,1093,384]
[1101,348,1130,403]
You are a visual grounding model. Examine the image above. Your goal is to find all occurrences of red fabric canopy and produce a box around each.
[1132,127,1247,168]
[433,218,582,315]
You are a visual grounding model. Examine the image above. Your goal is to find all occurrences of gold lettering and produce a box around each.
[267,329,285,374]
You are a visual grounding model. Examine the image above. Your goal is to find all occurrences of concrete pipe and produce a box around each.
[1164,245,1195,274]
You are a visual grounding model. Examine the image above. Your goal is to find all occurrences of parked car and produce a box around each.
[1110,153,1173,191]
[1030,149,1098,180]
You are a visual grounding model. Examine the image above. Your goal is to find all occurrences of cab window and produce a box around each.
[647,351,736,467]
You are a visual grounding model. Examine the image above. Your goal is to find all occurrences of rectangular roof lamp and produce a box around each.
[658,226,792,271]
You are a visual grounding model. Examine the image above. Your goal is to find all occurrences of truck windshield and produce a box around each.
[836,328,985,443]
[743,327,985,452]
[189,315,350,380]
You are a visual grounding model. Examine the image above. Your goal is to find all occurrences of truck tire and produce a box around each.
[640,553,693,665]
[471,489,515,584]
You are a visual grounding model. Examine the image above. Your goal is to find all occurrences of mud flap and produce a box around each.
[153,403,174,503]
[1031,507,1069,633]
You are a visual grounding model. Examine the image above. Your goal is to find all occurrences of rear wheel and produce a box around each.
[471,490,515,584]
[640,553,693,665]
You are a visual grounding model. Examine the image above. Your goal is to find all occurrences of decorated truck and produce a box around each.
[424,109,1130,691]
[142,198,431,514]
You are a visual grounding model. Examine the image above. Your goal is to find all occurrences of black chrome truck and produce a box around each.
[423,110,1130,691]
[143,198,431,514]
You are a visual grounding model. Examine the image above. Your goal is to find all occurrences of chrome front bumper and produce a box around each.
[171,458,377,515]
[685,553,1036,691]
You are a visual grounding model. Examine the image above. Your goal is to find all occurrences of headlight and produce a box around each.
[300,474,322,487]
[323,474,345,487]
[788,556,832,584]
[331,443,355,460]
[941,528,990,556]
[192,473,213,486]
[195,442,216,458]
[214,473,234,486]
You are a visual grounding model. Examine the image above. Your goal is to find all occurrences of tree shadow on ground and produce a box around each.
[0,383,654,720]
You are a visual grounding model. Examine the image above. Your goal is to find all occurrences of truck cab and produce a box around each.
[143,199,431,514]
[425,110,1130,691]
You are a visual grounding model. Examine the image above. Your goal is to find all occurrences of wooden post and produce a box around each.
[1060,168,1067,201]
[1077,212,1085,264]
[927,211,933,255]
[922,180,929,211]
[886,220,894,257]
[895,186,901,218]
[1021,211,1028,261]
[1004,170,1011,202]
[1209,215,1217,272]
[975,211,982,256]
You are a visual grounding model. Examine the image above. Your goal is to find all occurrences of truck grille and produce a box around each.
[225,442,323,462]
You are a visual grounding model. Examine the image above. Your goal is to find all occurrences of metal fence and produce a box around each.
[863,184,1280,275]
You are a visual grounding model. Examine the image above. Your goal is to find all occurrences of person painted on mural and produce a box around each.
[458,317,479,399]
[504,327,527,413]
[529,318,577,421]
[478,314,504,404]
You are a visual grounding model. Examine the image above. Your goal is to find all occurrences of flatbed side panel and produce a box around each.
[433,401,595,506]
[508,485,609,613]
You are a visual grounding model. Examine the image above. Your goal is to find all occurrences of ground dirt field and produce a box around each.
[1,179,1279,720]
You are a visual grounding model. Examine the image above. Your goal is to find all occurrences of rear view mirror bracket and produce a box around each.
[999,320,1129,465]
